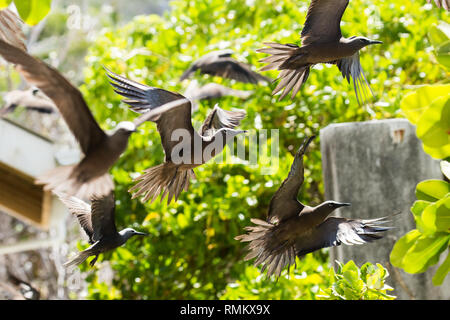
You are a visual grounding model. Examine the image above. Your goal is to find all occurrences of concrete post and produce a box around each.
[320,118,450,300]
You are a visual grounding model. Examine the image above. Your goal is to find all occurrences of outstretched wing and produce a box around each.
[90,192,117,242]
[295,216,393,257]
[268,136,315,224]
[0,9,26,51]
[200,58,270,84]
[301,0,349,46]
[336,52,373,105]
[0,39,107,154]
[105,68,195,161]
[200,104,246,137]
[54,192,94,243]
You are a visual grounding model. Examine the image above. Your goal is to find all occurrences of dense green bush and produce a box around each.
[76,0,448,299]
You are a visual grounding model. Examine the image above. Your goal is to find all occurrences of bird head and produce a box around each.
[348,36,382,50]
[317,200,351,216]
[120,228,148,241]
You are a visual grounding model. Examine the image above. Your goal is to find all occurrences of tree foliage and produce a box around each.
[76,0,448,299]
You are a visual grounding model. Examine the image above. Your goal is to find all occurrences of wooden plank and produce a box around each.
[0,161,46,229]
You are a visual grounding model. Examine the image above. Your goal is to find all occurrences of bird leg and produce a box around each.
[89,255,99,267]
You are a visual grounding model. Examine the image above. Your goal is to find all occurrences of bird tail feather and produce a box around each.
[129,163,195,204]
[235,219,295,278]
[63,250,91,268]
[35,166,114,200]
[257,42,310,100]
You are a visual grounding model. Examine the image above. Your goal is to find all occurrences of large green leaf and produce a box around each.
[421,196,450,234]
[416,95,450,148]
[390,229,422,267]
[0,0,12,8]
[432,250,450,286]
[401,234,450,274]
[423,143,450,160]
[411,200,432,233]
[428,23,450,49]
[400,85,450,125]
[14,0,51,25]
[436,40,450,70]
[416,180,450,202]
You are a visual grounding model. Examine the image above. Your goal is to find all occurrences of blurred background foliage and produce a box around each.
[0,0,448,299]
[74,0,448,299]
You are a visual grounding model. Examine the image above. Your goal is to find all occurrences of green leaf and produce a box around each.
[390,229,422,267]
[0,0,12,8]
[436,40,450,70]
[14,0,52,25]
[420,196,450,234]
[416,95,450,148]
[432,249,450,286]
[423,143,450,160]
[411,200,432,233]
[401,234,450,274]
[415,180,450,202]
[428,23,450,49]
[400,85,450,125]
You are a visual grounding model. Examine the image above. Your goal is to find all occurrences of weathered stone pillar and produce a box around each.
[320,118,450,300]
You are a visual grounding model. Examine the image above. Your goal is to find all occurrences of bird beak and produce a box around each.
[369,40,382,45]
[337,202,352,207]
[135,231,148,236]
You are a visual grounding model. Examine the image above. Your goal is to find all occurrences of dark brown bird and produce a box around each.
[235,136,393,278]
[427,0,449,10]
[0,87,56,117]
[0,38,189,199]
[106,68,247,204]
[56,191,148,268]
[180,50,270,84]
[257,0,382,102]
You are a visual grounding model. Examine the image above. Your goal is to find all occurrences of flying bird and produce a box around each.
[56,191,148,268]
[257,0,382,102]
[105,67,247,204]
[180,50,271,84]
[0,87,56,117]
[235,136,393,278]
[0,38,190,199]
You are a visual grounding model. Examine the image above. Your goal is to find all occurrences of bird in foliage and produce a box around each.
[257,0,382,103]
[56,191,148,268]
[105,67,247,204]
[0,87,56,117]
[235,136,393,278]
[180,50,271,84]
[0,38,189,199]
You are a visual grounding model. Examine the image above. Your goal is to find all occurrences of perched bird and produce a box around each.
[56,191,148,268]
[105,67,247,204]
[257,0,382,102]
[427,0,449,10]
[0,87,56,117]
[180,50,270,84]
[0,38,188,199]
[235,136,393,278]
